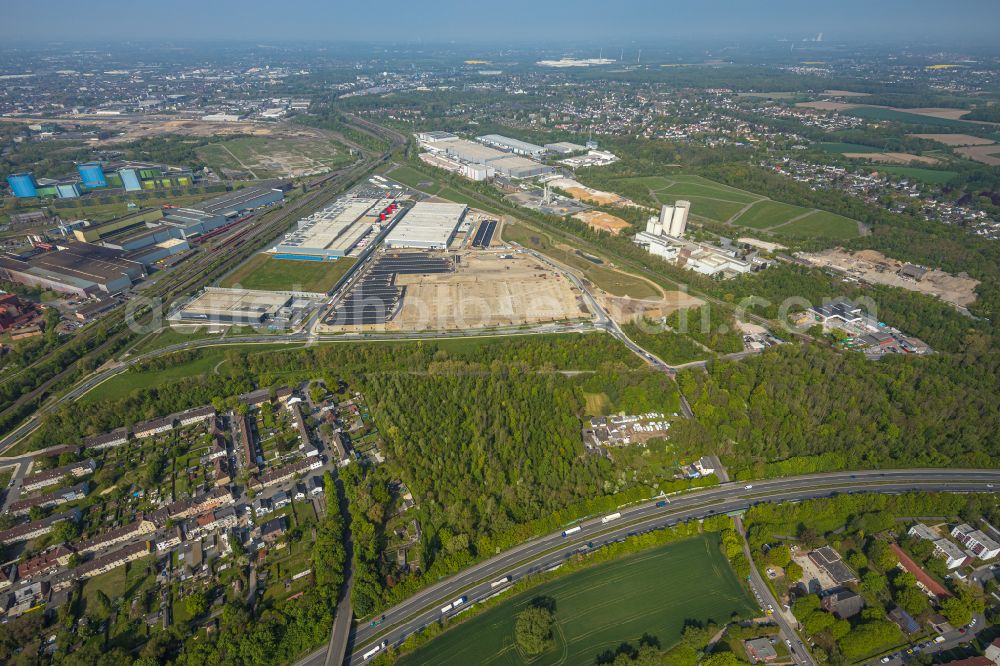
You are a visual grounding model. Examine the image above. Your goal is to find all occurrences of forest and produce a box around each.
[677,344,1000,477]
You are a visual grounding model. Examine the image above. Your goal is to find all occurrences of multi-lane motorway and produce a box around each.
[289,469,999,666]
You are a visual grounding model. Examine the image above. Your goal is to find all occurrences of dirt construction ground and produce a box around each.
[359,252,588,332]
[797,248,979,308]
[0,114,272,143]
[573,210,632,235]
[597,290,704,324]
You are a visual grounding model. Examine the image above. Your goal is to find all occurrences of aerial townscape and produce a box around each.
[1,1,1000,665]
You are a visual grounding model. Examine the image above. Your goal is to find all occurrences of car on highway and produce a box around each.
[880,657,891,663]
[785,640,792,647]
[656,500,668,508]
[745,484,753,490]
[369,614,385,628]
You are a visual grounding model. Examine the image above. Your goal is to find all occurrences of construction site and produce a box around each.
[796,248,979,309]
[318,250,589,333]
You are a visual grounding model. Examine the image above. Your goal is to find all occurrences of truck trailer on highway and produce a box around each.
[562,526,582,537]
[362,641,388,660]
[601,512,622,523]
[491,576,511,588]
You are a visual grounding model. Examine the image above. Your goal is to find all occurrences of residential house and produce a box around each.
[84,428,129,450]
[19,545,76,579]
[9,481,88,516]
[253,458,322,489]
[951,524,1000,561]
[21,459,96,492]
[156,527,183,552]
[309,476,325,496]
[261,516,287,544]
[745,638,778,663]
[132,416,175,439]
[0,565,17,591]
[74,514,156,554]
[888,607,921,634]
[272,490,290,510]
[176,405,215,427]
[0,509,81,545]
[821,589,864,619]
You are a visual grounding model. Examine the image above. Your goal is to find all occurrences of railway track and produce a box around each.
[0,116,405,446]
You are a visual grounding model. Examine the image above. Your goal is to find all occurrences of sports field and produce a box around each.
[219,254,357,292]
[397,534,756,666]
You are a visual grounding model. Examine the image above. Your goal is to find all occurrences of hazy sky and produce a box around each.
[5,0,1000,45]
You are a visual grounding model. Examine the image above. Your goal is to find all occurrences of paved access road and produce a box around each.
[288,469,1000,666]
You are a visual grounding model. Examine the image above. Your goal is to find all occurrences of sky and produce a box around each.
[5,0,1000,45]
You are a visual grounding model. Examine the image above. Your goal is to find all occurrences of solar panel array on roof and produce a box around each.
[324,253,455,326]
[471,220,497,248]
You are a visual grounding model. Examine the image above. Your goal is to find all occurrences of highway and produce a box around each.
[288,469,1000,666]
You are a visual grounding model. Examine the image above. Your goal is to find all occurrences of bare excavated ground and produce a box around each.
[797,248,979,308]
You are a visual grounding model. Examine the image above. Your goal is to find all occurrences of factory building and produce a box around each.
[444,139,508,165]
[646,201,690,238]
[274,197,397,260]
[384,201,467,250]
[77,163,108,189]
[161,208,229,238]
[544,141,588,154]
[487,155,554,179]
[476,134,546,158]
[0,241,145,297]
[7,173,38,198]
[195,185,285,217]
[73,208,165,243]
[415,131,458,145]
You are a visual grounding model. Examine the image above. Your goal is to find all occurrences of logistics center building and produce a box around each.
[384,202,467,250]
[274,197,398,260]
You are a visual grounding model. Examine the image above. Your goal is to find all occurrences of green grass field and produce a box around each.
[733,201,810,229]
[877,166,958,184]
[817,142,882,153]
[501,223,661,299]
[81,343,301,404]
[219,254,357,292]
[398,535,756,666]
[197,136,353,179]
[769,210,860,240]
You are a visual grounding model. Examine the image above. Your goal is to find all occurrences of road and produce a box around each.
[288,469,1000,666]
[735,515,813,666]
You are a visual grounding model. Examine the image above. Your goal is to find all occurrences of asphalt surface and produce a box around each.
[287,469,1000,666]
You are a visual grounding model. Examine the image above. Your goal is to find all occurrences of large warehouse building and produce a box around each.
[440,139,554,179]
[477,134,546,158]
[0,241,145,297]
[274,197,398,260]
[173,288,293,324]
[384,202,467,250]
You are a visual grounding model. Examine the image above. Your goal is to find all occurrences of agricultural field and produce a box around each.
[844,107,977,129]
[219,253,357,292]
[398,534,756,666]
[817,142,882,153]
[197,133,354,179]
[877,166,959,184]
